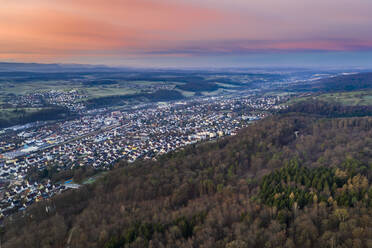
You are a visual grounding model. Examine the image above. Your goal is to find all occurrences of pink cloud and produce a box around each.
[1,0,372,63]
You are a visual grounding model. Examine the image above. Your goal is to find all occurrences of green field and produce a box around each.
[288,90,372,106]
[315,91,372,105]
[201,88,236,96]
[0,80,141,98]
[0,81,72,95]
[83,87,139,99]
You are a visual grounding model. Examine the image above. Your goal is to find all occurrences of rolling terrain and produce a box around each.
[2,63,369,128]
[1,64,372,247]
[2,100,372,248]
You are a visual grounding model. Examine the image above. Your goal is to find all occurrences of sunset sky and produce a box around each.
[1,0,372,67]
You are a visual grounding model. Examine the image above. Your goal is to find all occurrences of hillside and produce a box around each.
[294,72,372,92]
[2,102,372,248]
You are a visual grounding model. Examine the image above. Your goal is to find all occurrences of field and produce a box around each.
[315,91,372,105]
[287,90,372,106]
[0,80,140,98]
[82,86,139,99]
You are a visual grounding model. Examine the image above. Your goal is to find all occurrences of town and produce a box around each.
[0,92,288,218]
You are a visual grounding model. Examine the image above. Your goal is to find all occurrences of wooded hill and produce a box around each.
[294,72,372,92]
[2,102,372,248]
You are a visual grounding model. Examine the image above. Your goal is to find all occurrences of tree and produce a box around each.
[334,208,349,222]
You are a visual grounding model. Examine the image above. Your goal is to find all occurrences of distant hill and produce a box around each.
[0,62,125,73]
[296,72,372,92]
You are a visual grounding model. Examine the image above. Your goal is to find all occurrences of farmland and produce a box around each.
[288,90,372,106]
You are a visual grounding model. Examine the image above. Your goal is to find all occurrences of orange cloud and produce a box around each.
[0,0,224,58]
[1,0,372,64]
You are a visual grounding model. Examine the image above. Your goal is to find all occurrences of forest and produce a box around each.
[282,99,372,117]
[1,101,372,248]
[0,106,72,128]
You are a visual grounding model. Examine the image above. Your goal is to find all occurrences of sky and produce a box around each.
[1,0,372,68]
